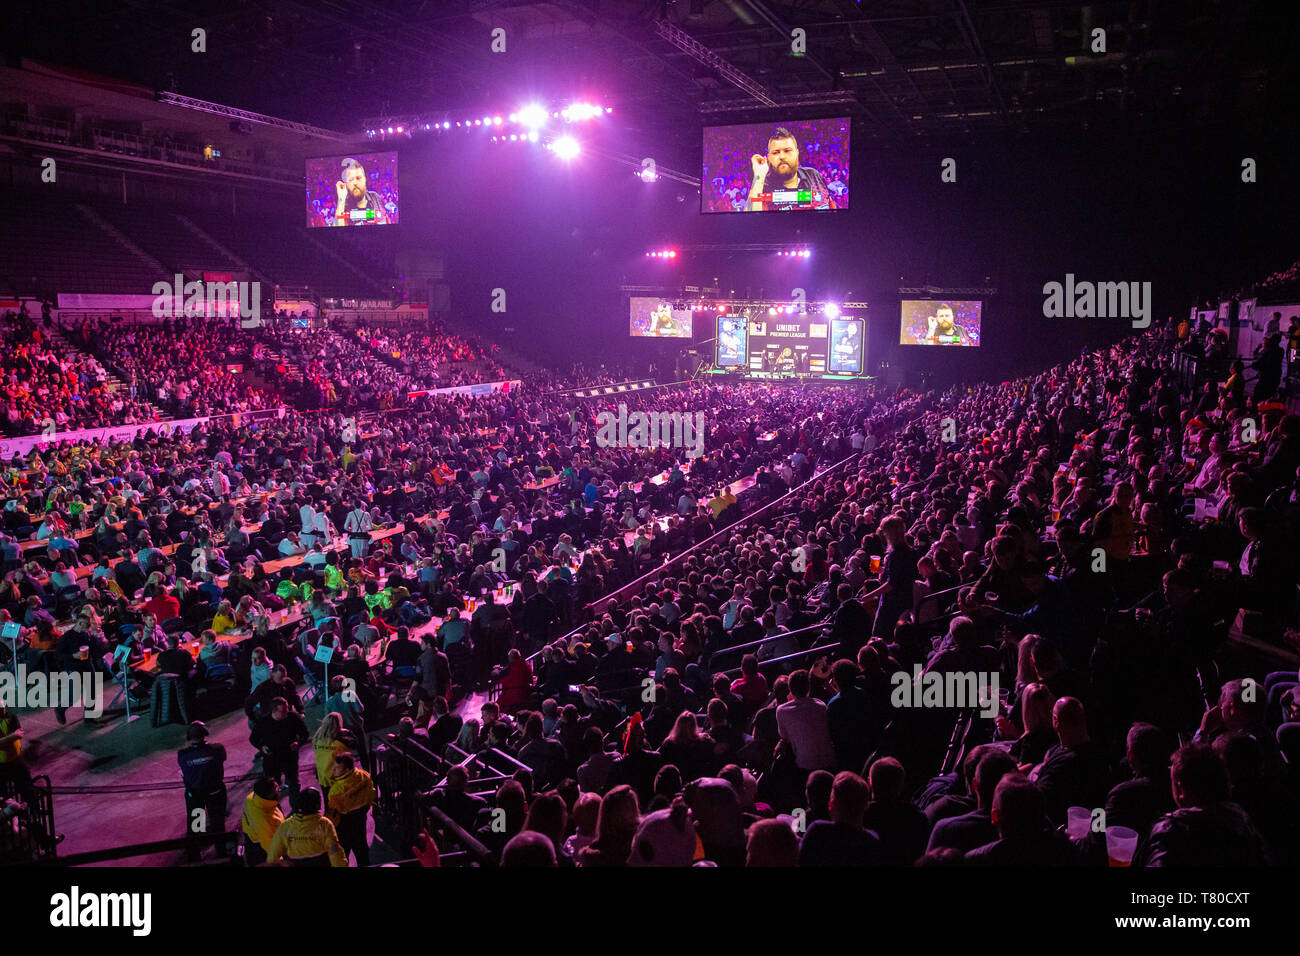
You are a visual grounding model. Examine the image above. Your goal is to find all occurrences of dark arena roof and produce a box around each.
[2,0,1300,933]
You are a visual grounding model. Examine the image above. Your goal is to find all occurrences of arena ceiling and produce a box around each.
[10,0,1298,150]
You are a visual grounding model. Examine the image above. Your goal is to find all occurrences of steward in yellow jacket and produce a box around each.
[326,755,376,867]
[265,789,347,867]
[240,778,284,866]
[327,763,377,819]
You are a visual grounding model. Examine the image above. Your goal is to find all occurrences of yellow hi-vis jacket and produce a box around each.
[242,794,284,853]
[327,769,377,819]
[266,812,347,866]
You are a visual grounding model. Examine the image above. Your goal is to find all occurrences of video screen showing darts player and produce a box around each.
[332,157,391,226]
[923,304,973,345]
[747,127,838,212]
[648,304,683,336]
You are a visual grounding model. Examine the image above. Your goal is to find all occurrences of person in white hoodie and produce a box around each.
[299,501,319,549]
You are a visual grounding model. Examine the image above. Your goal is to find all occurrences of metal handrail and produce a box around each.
[914,582,966,614]
[511,449,863,675]
[940,708,978,776]
[706,619,832,669]
[421,804,495,867]
[583,451,863,620]
[35,831,231,867]
[456,746,533,779]
[718,640,843,679]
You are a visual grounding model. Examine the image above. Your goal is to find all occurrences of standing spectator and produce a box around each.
[251,698,309,800]
[177,722,228,862]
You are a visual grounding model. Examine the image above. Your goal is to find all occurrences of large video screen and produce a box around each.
[899,300,982,347]
[702,118,850,213]
[746,315,828,374]
[716,316,748,367]
[629,297,694,338]
[306,152,399,227]
[827,318,864,372]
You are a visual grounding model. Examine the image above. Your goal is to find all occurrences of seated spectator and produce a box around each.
[965,774,1079,866]
[1136,743,1270,866]
[798,771,881,866]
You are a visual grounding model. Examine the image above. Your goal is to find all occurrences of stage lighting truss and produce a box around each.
[363,102,610,139]
[898,285,998,297]
[641,243,812,254]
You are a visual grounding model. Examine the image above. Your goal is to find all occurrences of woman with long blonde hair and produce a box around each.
[310,711,354,789]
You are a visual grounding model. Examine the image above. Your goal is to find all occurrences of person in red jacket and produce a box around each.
[495,649,534,714]
[140,585,181,623]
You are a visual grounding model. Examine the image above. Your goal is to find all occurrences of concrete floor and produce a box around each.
[20,687,408,866]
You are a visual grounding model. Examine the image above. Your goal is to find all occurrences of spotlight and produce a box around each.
[483,116,492,125]
[474,120,481,126]
[386,127,393,134]
[517,104,548,129]
[396,126,403,133]
[528,130,538,142]
[443,121,450,129]
[493,116,502,125]
[768,307,777,316]
[824,304,840,318]
[510,134,518,141]
[553,136,580,160]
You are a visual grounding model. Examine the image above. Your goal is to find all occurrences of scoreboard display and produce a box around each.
[745,316,829,375]
[715,311,864,379]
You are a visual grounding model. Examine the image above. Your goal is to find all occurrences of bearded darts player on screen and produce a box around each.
[332,157,390,226]
[747,127,837,211]
[923,304,972,345]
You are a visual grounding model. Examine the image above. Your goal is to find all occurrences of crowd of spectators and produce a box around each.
[356,322,507,390]
[2,311,155,436]
[68,317,278,419]
[4,310,1299,867]
[268,323,511,409]
[1259,257,1300,293]
[4,313,549,437]
[396,318,1300,868]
